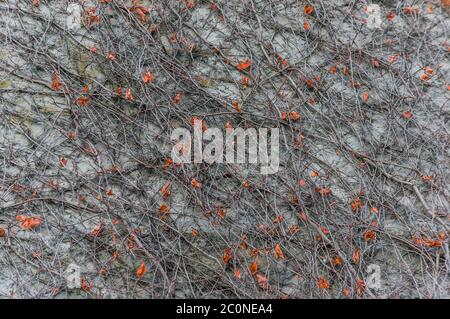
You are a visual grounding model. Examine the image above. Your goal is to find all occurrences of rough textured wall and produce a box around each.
[0,0,449,298]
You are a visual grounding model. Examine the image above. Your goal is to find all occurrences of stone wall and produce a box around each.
[0,0,448,298]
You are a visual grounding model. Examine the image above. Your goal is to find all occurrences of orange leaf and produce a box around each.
[351,198,363,212]
[310,170,319,177]
[320,226,330,235]
[256,273,269,289]
[403,6,420,14]
[67,131,77,140]
[90,224,103,237]
[232,100,242,113]
[386,12,396,21]
[222,248,232,264]
[76,96,89,107]
[363,230,376,241]
[289,111,301,121]
[0,227,5,237]
[107,52,116,61]
[289,224,300,235]
[125,88,134,101]
[184,0,196,9]
[216,207,227,219]
[352,248,361,263]
[342,287,351,297]
[81,278,93,292]
[236,59,252,71]
[402,111,413,119]
[17,216,41,230]
[315,187,332,196]
[59,157,68,167]
[331,255,342,266]
[191,178,202,189]
[304,4,314,15]
[249,258,258,275]
[389,55,397,64]
[160,182,171,199]
[172,93,182,105]
[130,5,150,22]
[424,66,434,75]
[143,71,155,83]
[274,244,285,259]
[317,276,330,289]
[329,65,337,74]
[303,21,311,31]
[136,262,147,278]
[361,92,369,102]
[163,158,173,169]
[343,66,350,76]
[242,76,250,87]
[159,203,170,213]
[50,72,62,91]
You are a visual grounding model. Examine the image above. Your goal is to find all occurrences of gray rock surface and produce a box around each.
[0,0,448,299]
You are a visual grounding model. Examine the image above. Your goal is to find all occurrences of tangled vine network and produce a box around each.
[0,0,449,299]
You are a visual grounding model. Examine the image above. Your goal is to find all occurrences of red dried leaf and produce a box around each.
[402,111,413,119]
[159,203,170,213]
[351,198,363,212]
[315,187,332,196]
[191,178,202,188]
[317,276,330,289]
[143,71,155,83]
[222,248,232,264]
[274,244,285,259]
[361,92,369,102]
[172,93,182,105]
[59,157,68,167]
[125,88,134,101]
[136,262,147,278]
[17,215,41,230]
[76,96,89,106]
[352,248,361,263]
[236,59,252,71]
[304,4,314,15]
[160,182,171,199]
[51,72,62,91]
[249,258,258,275]
[363,230,376,241]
